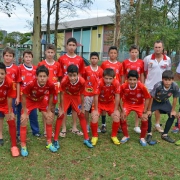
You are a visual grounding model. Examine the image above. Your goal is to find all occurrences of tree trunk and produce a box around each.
[113,0,121,49]
[46,0,51,43]
[32,0,41,65]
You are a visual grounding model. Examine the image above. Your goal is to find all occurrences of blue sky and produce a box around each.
[0,0,114,33]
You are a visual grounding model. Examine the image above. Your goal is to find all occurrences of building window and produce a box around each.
[92,26,97,30]
[98,34,101,38]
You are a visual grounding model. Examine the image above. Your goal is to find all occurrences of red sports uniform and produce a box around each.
[6,64,21,98]
[58,54,85,76]
[83,66,103,96]
[122,59,144,80]
[94,78,120,115]
[22,79,55,113]
[101,60,123,83]
[38,60,62,103]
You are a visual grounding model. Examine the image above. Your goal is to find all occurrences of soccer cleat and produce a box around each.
[46,143,58,152]
[101,125,107,133]
[146,134,157,145]
[21,147,28,157]
[33,133,41,137]
[84,139,93,148]
[171,127,179,133]
[53,140,60,149]
[0,139,4,146]
[120,136,130,144]
[11,146,20,157]
[111,137,120,145]
[91,137,98,146]
[140,139,147,146]
[161,135,175,143]
[175,140,180,146]
[134,127,141,133]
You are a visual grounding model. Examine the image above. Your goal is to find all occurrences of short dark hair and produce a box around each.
[36,65,49,76]
[90,52,99,59]
[67,64,78,74]
[0,62,6,73]
[103,68,115,78]
[162,70,174,79]
[46,44,55,51]
[67,37,77,45]
[129,45,139,52]
[127,70,138,79]
[3,47,15,57]
[108,46,118,53]
[23,50,33,58]
[154,40,164,47]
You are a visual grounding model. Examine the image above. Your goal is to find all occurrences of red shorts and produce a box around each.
[123,103,144,118]
[26,96,48,114]
[0,104,8,115]
[63,94,82,113]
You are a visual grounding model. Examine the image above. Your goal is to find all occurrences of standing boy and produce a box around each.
[0,62,19,156]
[83,52,103,132]
[122,45,145,134]
[53,64,93,149]
[147,70,179,144]
[58,37,84,137]
[91,68,121,146]
[20,65,57,157]
[100,46,123,133]
[120,70,151,146]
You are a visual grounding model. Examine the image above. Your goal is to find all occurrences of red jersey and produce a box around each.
[94,78,120,103]
[83,65,103,96]
[0,76,15,106]
[23,79,55,102]
[120,81,151,105]
[101,60,123,83]
[60,76,85,96]
[122,59,144,80]
[58,54,85,76]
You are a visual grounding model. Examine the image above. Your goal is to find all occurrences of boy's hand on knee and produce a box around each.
[147,110,152,117]
[91,110,99,119]
[7,112,15,120]
[21,113,29,124]
[170,110,176,118]
[58,108,64,117]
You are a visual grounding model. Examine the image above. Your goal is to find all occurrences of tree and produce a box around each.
[0,31,3,42]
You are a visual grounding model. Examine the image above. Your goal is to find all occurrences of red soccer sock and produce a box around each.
[46,124,52,144]
[20,126,27,147]
[54,114,64,141]
[90,122,98,137]
[78,113,89,140]
[120,120,129,137]
[111,121,120,137]
[7,120,17,147]
[140,120,148,138]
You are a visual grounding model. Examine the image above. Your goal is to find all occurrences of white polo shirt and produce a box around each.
[144,54,171,90]
[176,62,180,73]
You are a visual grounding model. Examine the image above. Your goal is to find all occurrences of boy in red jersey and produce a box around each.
[20,65,57,156]
[38,44,62,136]
[17,50,40,139]
[83,52,103,132]
[90,68,121,146]
[0,47,21,144]
[100,46,123,133]
[0,62,19,156]
[53,64,93,149]
[58,37,84,137]
[120,70,151,146]
[122,45,145,134]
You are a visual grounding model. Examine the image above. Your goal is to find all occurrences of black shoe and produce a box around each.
[161,135,175,143]
[33,133,41,137]
[101,125,107,133]
[0,139,4,146]
[146,134,157,145]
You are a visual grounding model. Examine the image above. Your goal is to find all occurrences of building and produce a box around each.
[41,16,114,60]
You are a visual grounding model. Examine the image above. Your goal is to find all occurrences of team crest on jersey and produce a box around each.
[116,69,119,73]
[54,70,57,75]
[160,64,168,69]
[44,90,49,94]
[88,82,92,86]
[32,90,37,96]
[127,68,130,72]
[87,76,90,80]
[3,91,7,95]
[64,65,67,69]
[137,67,140,72]
[137,93,141,97]
[148,63,153,68]
[21,76,25,81]
[78,104,82,110]
[11,73,15,79]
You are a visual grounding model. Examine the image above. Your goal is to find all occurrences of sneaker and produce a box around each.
[46,143,58,152]
[120,136,130,144]
[111,137,120,145]
[0,139,4,146]
[171,127,179,133]
[175,140,180,146]
[140,138,147,146]
[53,140,60,149]
[84,139,93,148]
[11,146,20,157]
[134,127,141,133]
[101,125,107,133]
[161,135,175,143]
[146,134,157,145]
[91,137,98,146]
[97,127,101,133]
[21,147,28,157]
[155,126,164,133]
[33,133,41,137]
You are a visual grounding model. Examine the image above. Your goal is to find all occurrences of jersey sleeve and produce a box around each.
[94,81,101,95]
[122,61,126,75]
[176,62,180,74]
[15,66,21,83]
[143,57,148,72]
[7,78,15,98]
[79,57,85,75]
[167,57,172,70]
[114,80,120,94]
[57,62,63,77]
[49,83,56,95]
[22,81,33,95]
[140,60,144,74]
[100,62,105,70]
[59,76,67,92]
[172,82,180,98]
[150,82,161,97]
[119,84,124,98]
